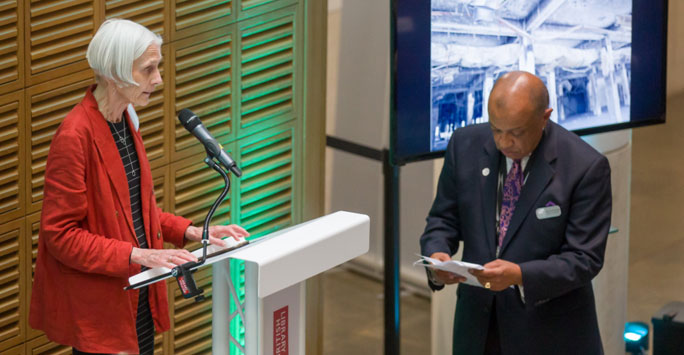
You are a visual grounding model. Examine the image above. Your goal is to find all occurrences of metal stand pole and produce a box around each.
[383,150,400,355]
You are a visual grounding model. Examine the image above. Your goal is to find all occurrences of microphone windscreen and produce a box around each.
[178,108,201,131]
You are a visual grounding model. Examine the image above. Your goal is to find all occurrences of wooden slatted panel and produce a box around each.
[172,27,232,162]
[152,162,172,355]
[238,10,295,135]
[171,267,213,354]
[237,126,293,238]
[173,0,232,40]
[105,0,165,38]
[26,0,95,84]
[26,70,94,212]
[25,334,71,355]
[0,91,23,221]
[0,0,23,94]
[0,219,23,352]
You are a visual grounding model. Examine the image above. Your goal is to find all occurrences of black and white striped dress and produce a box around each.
[108,118,155,354]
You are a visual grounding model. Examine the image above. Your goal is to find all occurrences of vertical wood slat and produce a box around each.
[0,0,24,95]
[164,277,175,353]
[24,212,41,341]
[153,164,173,355]
[170,25,234,163]
[0,218,25,352]
[25,70,94,213]
[150,165,168,355]
[237,6,297,138]
[24,0,100,86]
[302,1,326,352]
[0,91,24,222]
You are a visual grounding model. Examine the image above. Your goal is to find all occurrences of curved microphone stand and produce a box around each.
[172,156,232,302]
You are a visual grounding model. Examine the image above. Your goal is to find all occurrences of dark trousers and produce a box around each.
[484,300,502,355]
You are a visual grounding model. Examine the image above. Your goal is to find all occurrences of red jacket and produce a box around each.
[29,86,192,353]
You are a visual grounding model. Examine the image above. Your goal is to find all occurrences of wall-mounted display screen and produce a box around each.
[393,0,668,163]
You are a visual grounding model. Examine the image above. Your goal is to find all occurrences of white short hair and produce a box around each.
[86,19,162,87]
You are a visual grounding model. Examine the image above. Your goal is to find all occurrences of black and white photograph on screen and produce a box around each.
[430,0,632,152]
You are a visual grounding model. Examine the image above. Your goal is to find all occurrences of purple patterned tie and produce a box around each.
[499,159,523,248]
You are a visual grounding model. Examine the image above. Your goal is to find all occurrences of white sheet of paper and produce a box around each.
[414,255,485,287]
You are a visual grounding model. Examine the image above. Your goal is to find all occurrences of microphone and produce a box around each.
[178,109,242,177]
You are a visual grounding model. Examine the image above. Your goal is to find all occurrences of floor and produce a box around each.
[322,267,431,355]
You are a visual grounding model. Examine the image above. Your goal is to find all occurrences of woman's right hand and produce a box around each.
[130,247,198,269]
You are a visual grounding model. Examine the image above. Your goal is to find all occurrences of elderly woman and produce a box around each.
[29,19,248,354]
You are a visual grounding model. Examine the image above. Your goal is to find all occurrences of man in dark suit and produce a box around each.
[420,71,611,355]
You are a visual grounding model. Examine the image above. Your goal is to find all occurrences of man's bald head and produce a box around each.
[489,71,549,117]
[487,71,553,160]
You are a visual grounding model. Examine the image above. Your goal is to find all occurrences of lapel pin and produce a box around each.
[482,168,490,176]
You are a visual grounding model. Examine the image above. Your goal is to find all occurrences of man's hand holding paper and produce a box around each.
[429,252,467,284]
[416,253,485,287]
[468,259,523,291]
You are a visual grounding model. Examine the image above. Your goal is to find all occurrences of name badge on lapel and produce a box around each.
[536,205,561,220]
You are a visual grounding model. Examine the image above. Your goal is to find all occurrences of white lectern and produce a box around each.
[128,211,370,355]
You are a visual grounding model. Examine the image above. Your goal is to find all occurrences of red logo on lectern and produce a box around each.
[273,306,288,355]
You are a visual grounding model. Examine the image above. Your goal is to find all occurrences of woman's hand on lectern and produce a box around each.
[184,224,250,247]
[130,247,198,269]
